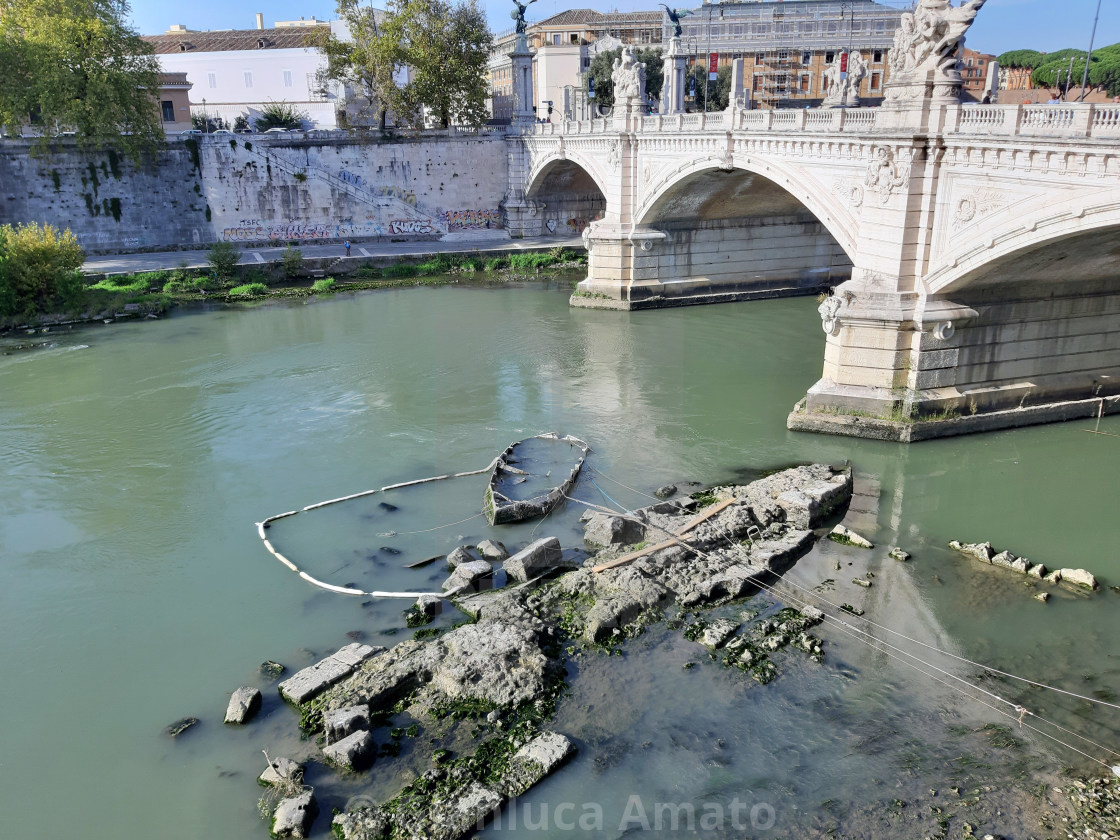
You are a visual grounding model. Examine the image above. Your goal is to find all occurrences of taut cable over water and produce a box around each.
[563,472,1120,773]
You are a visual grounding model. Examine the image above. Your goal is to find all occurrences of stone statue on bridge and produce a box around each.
[612,46,647,106]
[822,50,868,108]
[659,4,692,39]
[510,0,537,35]
[889,0,986,77]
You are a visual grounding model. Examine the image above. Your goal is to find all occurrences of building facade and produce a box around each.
[958,46,996,99]
[489,10,664,123]
[143,18,341,130]
[489,1,908,118]
[156,72,194,133]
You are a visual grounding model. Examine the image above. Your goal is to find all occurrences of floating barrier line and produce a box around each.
[254,456,499,600]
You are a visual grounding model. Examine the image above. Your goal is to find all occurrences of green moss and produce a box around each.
[50,169,60,191]
[87,162,99,194]
[412,627,442,641]
[184,137,201,172]
[204,204,212,222]
[107,149,122,179]
[689,490,719,508]
[109,197,121,223]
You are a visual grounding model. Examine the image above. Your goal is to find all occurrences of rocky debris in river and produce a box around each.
[165,717,198,737]
[446,546,481,570]
[333,732,576,840]
[697,619,740,649]
[442,559,492,591]
[502,537,562,582]
[583,511,646,549]
[654,484,677,498]
[416,594,441,616]
[322,730,375,771]
[324,706,369,744]
[1055,775,1120,840]
[1034,592,1050,603]
[263,465,851,840]
[259,757,303,787]
[271,790,318,838]
[379,502,398,512]
[278,643,384,705]
[829,524,874,549]
[260,660,286,679]
[224,686,262,725]
[1059,567,1099,590]
[949,540,1098,592]
[476,539,509,561]
[888,547,910,561]
[839,603,864,616]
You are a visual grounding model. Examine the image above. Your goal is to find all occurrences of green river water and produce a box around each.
[2,276,1118,838]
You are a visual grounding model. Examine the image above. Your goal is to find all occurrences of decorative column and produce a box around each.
[509,32,535,126]
[660,38,688,116]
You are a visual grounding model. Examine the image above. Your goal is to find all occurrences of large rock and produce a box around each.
[583,512,646,549]
[324,706,369,745]
[991,550,1017,569]
[224,686,262,725]
[279,644,383,704]
[442,559,492,591]
[1059,568,1098,590]
[503,537,563,582]
[259,757,303,787]
[476,539,509,561]
[322,729,375,771]
[446,546,480,570]
[271,791,318,838]
[949,540,994,562]
[333,808,390,840]
[699,619,740,649]
[500,731,576,797]
[583,567,667,642]
[829,524,873,549]
[430,622,551,707]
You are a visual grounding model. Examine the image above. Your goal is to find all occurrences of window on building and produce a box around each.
[207,72,217,89]
[871,71,881,90]
[801,51,811,65]
[753,76,762,92]
[873,50,883,63]
[778,50,789,61]
[966,58,973,67]
[825,51,835,64]
[755,52,765,65]
[799,74,810,93]
[283,70,293,87]
[875,19,887,32]
[161,100,175,122]
[552,33,562,45]
[244,71,253,88]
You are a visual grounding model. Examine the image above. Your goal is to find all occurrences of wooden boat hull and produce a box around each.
[484,433,591,525]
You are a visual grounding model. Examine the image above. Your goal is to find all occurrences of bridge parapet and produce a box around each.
[523,103,1120,142]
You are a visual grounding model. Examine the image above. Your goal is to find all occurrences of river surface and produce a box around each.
[3,277,1118,839]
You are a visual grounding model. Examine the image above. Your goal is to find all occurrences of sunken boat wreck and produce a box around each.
[483,432,591,525]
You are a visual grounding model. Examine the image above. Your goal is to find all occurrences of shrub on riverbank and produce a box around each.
[207,241,240,279]
[311,278,335,292]
[0,223,85,318]
[229,283,269,297]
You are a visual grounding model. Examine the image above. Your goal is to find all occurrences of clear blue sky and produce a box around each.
[127,0,1118,57]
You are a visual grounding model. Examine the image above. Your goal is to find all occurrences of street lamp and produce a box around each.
[1078,0,1102,102]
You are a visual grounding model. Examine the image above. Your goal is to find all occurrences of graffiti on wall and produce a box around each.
[223,219,418,241]
[438,208,504,231]
[387,219,435,235]
[566,218,590,233]
[373,185,418,206]
[338,169,365,188]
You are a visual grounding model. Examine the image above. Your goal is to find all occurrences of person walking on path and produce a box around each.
[344,240,351,257]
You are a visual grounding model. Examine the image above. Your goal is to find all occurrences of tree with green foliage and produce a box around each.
[254,102,307,131]
[381,0,492,128]
[586,47,663,111]
[191,113,228,133]
[311,0,403,129]
[207,240,240,279]
[0,223,85,317]
[1088,43,1120,96]
[0,0,163,157]
[995,49,1045,69]
[688,63,732,111]
[1030,48,1089,92]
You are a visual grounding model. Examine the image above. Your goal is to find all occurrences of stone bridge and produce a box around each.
[502,101,1120,440]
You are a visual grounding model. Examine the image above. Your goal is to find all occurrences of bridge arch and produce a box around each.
[635,154,859,261]
[623,155,856,303]
[924,208,1120,298]
[524,152,609,237]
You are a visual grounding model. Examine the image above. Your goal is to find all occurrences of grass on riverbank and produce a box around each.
[2,247,588,333]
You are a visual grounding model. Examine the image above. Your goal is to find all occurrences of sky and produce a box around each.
[127,0,1118,58]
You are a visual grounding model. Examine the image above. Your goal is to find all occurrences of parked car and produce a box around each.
[263,127,291,134]
[179,129,203,137]
[211,129,234,135]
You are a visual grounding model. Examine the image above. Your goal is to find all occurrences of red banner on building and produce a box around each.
[708,53,718,80]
